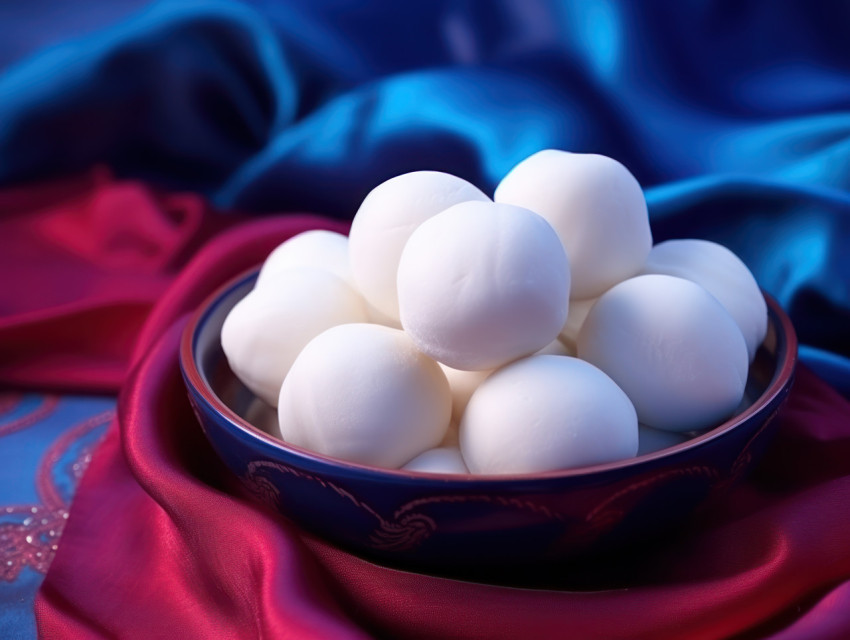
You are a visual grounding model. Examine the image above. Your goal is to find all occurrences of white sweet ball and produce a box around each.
[398,201,570,371]
[255,230,351,290]
[578,274,749,432]
[460,355,638,474]
[559,297,597,352]
[495,150,652,299]
[641,239,767,361]
[402,447,469,474]
[278,324,451,469]
[637,424,689,456]
[254,230,399,329]
[439,364,492,424]
[221,268,369,407]
[348,171,489,321]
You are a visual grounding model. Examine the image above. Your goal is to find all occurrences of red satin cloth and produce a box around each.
[0,167,230,392]
[2,174,849,638]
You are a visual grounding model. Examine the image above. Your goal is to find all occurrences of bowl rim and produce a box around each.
[180,267,798,484]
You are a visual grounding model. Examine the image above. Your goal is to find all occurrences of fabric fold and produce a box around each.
[32,215,850,640]
[0,2,846,636]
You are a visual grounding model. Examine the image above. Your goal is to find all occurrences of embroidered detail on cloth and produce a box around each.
[1,408,113,581]
[0,395,59,438]
[0,393,23,415]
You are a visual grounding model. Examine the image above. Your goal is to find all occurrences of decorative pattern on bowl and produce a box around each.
[180,269,796,580]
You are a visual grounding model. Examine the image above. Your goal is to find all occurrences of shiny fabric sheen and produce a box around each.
[0,1,847,362]
[0,1,845,638]
[19,211,849,639]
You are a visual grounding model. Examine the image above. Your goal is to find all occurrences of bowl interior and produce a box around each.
[191,268,792,482]
[183,268,796,585]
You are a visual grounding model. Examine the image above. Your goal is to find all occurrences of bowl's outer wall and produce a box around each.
[182,271,795,577]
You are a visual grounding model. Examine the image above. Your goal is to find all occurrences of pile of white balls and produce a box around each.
[221,150,767,475]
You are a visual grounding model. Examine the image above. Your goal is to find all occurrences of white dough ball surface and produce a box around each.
[460,355,638,474]
[255,230,351,289]
[402,447,469,474]
[641,239,767,361]
[398,200,570,371]
[221,268,369,407]
[254,230,397,328]
[578,274,749,432]
[278,324,451,469]
[348,171,489,321]
[495,150,652,298]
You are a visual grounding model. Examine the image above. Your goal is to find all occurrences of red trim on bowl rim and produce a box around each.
[180,267,798,484]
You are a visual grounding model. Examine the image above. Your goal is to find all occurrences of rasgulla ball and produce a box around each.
[637,424,689,456]
[255,230,400,328]
[641,239,767,361]
[349,171,489,321]
[578,274,749,433]
[436,339,570,425]
[397,201,570,371]
[255,230,350,290]
[495,150,652,299]
[221,268,369,407]
[278,324,451,469]
[402,447,469,474]
[460,355,638,475]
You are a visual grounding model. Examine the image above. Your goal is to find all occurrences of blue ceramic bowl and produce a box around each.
[180,269,796,583]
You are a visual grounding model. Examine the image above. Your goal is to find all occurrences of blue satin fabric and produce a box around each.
[0,3,848,637]
[0,0,847,369]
